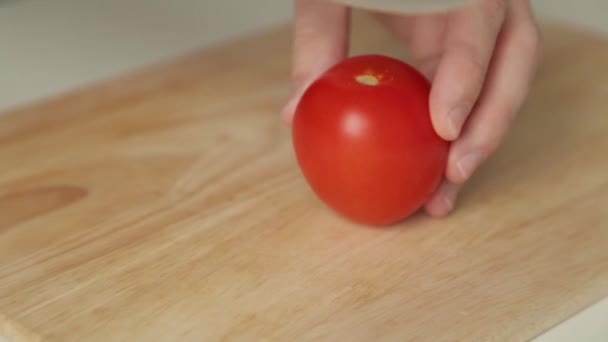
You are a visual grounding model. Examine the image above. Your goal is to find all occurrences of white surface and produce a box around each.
[2,0,608,113]
[0,1,607,341]
[0,0,293,112]
[534,297,608,342]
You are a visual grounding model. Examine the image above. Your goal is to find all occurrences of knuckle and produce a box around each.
[483,0,507,22]
[459,40,488,74]
[451,42,488,97]
[479,105,517,155]
[477,133,503,157]
[480,140,501,157]
[515,23,543,56]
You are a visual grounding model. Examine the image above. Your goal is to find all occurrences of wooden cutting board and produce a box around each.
[1,14,607,342]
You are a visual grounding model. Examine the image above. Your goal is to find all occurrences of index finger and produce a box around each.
[429,0,507,140]
[282,0,350,124]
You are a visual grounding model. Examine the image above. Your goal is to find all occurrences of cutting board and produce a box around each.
[1,14,608,342]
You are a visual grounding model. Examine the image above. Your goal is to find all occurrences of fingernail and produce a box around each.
[443,183,460,210]
[456,151,482,181]
[426,182,460,218]
[447,105,470,140]
[441,195,454,214]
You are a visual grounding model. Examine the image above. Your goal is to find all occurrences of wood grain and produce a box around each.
[1,15,608,342]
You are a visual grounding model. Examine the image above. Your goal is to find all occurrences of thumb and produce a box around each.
[282,0,351,124]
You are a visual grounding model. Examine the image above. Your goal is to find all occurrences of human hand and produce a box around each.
[282,0,543,218]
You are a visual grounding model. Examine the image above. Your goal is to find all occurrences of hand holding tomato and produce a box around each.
[283,0,543,218]
[293,55,449,225]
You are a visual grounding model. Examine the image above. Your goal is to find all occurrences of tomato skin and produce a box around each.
[292,55,449,226]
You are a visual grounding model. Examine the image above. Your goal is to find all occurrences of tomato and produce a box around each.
[292,54,449,226]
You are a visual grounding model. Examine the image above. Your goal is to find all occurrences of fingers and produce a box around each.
[425,180,462,218]
[376,13,447,79]
[446,0,542,185]
[281,0,350,124]
[429,0,507,141]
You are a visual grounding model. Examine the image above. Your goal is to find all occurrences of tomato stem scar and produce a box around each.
[356,74,379,86]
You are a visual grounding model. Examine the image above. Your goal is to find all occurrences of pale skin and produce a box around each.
[282,0,543,218]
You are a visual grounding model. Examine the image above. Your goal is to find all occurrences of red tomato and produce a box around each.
[292,54,449,226]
